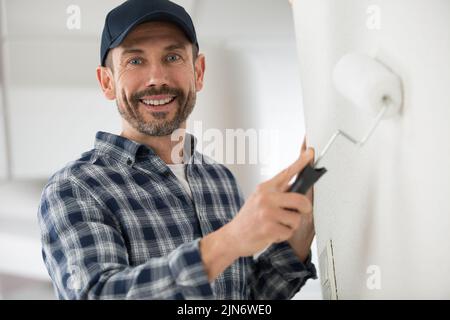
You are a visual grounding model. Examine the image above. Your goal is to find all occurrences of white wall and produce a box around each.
[292,0,450,299]
[0,0,8,180]
[0,80,7,180]
[189,40,306,196]
[2,0,123,179]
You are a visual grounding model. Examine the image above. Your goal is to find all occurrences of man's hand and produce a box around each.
[200,144,315,282]
[224,147,315,258]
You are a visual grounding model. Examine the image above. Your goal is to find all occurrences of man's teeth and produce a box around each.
[141,97,175,106]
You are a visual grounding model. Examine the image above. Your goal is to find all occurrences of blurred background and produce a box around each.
[0,0,320,299]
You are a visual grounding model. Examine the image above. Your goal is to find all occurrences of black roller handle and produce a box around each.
[287,164,327,195]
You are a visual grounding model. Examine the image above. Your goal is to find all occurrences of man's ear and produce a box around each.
[96,66,116,100]
[194,53,206,92]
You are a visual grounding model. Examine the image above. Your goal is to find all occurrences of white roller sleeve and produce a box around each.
[333,53,403,118]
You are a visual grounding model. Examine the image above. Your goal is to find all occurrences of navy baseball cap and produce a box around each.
[100,0,199,66]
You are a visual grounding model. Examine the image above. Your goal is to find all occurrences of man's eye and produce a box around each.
[129,58,143,65]
[166,54,180,62]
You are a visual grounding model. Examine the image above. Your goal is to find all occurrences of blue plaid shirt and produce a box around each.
[37,131,317,299]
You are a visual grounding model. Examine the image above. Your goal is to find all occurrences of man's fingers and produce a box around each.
[301,137,314,164]
[274,192,313,214]
[301,137,307,153]
[273,209,300,230]
[270,148,314,191]
[272,223,293,243]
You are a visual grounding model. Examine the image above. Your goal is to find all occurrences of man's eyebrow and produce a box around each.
[120,48,145,57]
[164,42,188,51]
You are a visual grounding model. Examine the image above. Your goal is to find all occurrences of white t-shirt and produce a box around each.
[167,163,193,199]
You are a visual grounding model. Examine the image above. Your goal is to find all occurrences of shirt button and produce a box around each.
[126,158,132,166]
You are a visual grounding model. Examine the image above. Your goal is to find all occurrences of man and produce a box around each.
[37,0,317,299]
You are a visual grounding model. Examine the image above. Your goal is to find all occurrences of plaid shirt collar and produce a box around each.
[94,131,201,169]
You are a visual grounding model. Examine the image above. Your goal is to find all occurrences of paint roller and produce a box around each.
[288,53,403,194]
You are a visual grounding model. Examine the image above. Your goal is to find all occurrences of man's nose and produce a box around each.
[145,62,169,87]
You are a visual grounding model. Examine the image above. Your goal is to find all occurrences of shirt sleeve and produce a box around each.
[246,242,318,300]
[37,178,214,300]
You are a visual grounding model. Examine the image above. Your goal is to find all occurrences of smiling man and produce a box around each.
[100,20,201,160]
[37,0,317,299]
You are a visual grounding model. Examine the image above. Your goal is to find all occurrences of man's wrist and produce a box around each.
[199,225,240,282]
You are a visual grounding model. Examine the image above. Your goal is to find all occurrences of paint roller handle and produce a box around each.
[287,164,327,195]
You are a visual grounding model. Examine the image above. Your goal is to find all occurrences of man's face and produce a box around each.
[102,21,204,136]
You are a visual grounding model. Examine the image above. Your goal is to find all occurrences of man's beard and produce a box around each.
[117,84,196,136]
